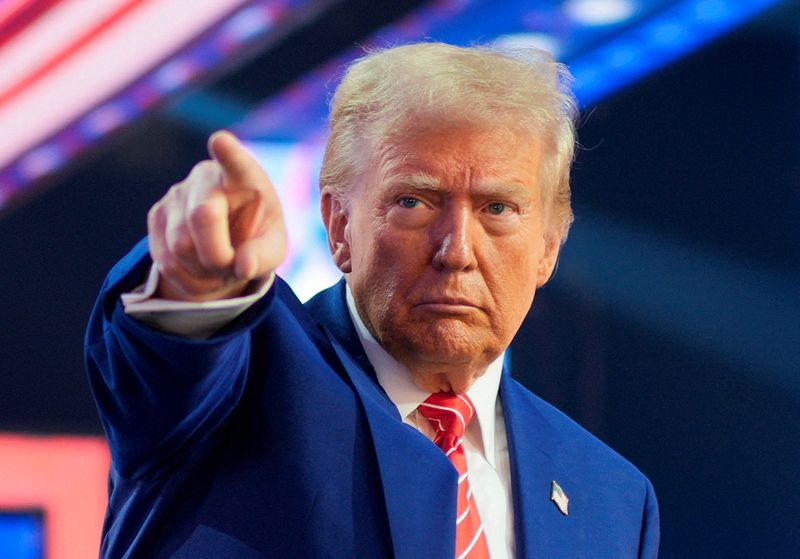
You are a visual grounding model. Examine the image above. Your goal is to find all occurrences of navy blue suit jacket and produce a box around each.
[85,239,659,558]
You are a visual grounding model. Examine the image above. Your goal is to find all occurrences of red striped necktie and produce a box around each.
[418,392,491,559]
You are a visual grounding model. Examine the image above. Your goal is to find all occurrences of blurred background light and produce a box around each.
[564,0,636,25]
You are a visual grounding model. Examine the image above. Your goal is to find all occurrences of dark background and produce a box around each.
[1,1,797,557]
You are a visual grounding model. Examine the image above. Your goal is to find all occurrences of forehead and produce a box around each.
[372,124,544,186]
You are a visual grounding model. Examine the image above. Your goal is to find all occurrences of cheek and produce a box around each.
[370,221,427,272]
[490,230,541,272]
[485,242,541,311]
[350,227,405,293]
[347,214,381,269]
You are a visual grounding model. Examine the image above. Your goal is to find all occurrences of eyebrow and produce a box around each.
[475,179,532,196]
[383,172,441,191]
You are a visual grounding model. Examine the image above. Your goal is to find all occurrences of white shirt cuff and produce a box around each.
[121,265,275,338]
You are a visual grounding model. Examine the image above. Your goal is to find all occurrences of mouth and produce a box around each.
[414,297,481,314]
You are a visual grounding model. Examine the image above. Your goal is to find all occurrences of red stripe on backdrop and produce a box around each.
[0,0,151,110]
[0,0,64,50]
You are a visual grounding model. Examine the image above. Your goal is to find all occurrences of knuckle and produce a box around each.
[189,160,219,184]
[192,159,215,174]
[166,225,194,257]
[165,183,185,204]
[189,199,223,229]
[167,180,182,195]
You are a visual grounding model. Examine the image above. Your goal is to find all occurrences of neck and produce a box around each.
[400,355,493,394]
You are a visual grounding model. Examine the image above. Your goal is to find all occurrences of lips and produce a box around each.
[413,295,484,315]
[419,297,476,306]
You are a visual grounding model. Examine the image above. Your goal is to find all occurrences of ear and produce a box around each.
[321,190,352,274]
[536,233,562,287]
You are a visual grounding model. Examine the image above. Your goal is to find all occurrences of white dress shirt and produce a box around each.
[123,272,515,558]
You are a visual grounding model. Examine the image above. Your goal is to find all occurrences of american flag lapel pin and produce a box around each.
[550,480,569,516]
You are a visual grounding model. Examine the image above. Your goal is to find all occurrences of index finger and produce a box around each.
[207,130,264,190]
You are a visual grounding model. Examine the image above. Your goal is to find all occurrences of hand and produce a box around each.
[147,131,287,301]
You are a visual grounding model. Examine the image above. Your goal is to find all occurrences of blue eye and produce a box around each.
[398,197,421,209]
[486,202,507,215]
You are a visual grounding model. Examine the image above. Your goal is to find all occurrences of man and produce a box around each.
[86,43,659,558]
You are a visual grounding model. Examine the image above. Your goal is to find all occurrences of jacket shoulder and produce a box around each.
[504,375,647,478]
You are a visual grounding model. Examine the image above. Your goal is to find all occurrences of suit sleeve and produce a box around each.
[638,476,661,559]
[84,238,275,481]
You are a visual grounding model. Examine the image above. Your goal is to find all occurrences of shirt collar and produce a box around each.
[344,283,503,466]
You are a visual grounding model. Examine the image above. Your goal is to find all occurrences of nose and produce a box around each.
[431,204,478,271]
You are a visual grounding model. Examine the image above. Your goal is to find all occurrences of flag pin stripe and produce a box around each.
[550,480,569,516]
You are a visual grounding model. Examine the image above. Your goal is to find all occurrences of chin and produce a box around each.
[386,320,498,368]
[418,320,478,351]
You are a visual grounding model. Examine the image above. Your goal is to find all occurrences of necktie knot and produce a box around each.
[418,392,476,440]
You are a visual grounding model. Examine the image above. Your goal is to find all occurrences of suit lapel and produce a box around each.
[501,375,570,559]
[305,279,379,383]
[306,282,457,559]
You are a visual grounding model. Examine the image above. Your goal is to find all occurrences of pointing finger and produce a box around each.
[208,130,263,190]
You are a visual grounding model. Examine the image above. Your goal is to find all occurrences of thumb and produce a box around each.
[207,130,262,190]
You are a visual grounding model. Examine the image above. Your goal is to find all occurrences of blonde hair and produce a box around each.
[320,42,578,243]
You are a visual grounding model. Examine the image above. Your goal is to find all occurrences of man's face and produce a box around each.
[325,124,561,392]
